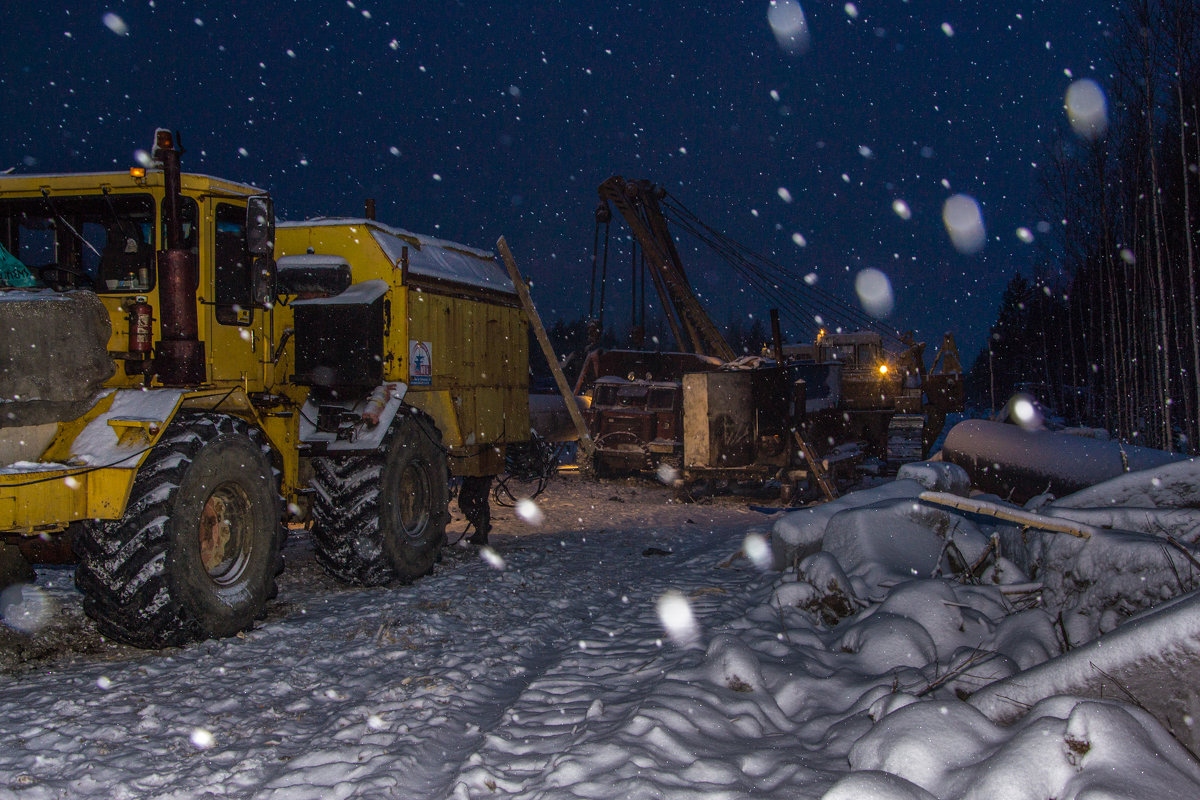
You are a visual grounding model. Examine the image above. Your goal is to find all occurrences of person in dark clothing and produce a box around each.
[459,475,493,545]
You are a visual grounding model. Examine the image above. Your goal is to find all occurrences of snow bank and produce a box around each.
[1037,527,1200,642]
[770,463,970,571]
[3,471,1199,799]
[1052,456,1200,508]
[838,696,1200,800]
[770,479,926,570]
[970,590,1200,752]
[778,464,1200,799]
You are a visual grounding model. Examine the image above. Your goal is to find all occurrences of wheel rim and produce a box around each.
[396,459,431,538]
[198,482,254,585]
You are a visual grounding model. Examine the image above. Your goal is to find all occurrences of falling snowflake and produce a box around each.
[742,533,772,570]
[942,194,986,254]
[855,268,894,318]
[102,13,129,36]
[516,498,544,525]
[480,547,506,570]
[656,590,700,648]
[768,0,810,55]
[1066,79,1108,141]
[190,728,215,750]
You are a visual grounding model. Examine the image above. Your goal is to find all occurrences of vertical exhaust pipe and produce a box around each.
[770,308,785,363]
[152,129,205,385]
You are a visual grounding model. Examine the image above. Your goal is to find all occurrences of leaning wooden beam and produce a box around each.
[793,431,838,502]
[497,237,595,460]
[919,491,1096,539]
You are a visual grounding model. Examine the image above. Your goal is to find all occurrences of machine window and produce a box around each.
[214,202,252,325]
[0,193,155,291]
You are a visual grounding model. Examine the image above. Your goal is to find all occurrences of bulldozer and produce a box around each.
[779,329,964,466]
[0,129,529,647]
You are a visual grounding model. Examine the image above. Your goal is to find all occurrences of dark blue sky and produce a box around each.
[3,1,1113,360]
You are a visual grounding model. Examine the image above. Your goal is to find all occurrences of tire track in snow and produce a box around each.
[0,504,763,799]
[446,524,774,799]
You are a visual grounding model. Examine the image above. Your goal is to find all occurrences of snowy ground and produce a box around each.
[1,470,1199,799]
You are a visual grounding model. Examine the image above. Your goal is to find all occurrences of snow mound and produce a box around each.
[1053,456,1200,508]
[971,589,1200,752]
[1038,527,1200,642]
[821,770,937,800]
[895,461,970,495]
[820,498,955,595]
[770,479,926,569]
[842,696,1200,800]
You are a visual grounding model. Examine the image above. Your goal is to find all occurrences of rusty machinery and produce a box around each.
[574,176,964,492]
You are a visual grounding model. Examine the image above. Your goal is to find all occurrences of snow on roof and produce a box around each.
[278,217,515,296]
[0,171,264,197]
[290,277,388,306]
[275,253,349,268]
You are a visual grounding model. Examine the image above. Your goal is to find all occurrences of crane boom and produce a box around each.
[597,176,735,361]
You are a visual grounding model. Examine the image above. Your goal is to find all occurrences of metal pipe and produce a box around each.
[942,419,1186,503]
[154,130,205,385]
[770,308,784,363]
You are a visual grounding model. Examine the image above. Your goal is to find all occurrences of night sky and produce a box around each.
[3,1,1113,361]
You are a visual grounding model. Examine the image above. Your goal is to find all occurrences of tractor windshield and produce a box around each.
[0,194,155,292]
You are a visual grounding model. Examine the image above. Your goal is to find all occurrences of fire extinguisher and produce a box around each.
[129,298,153,355]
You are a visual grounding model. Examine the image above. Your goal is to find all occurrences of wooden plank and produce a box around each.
[497,237,595,459]
[919,491,1096,538]
[793,430,838,501]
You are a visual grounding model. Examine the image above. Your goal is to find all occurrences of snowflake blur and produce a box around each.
[854,268,894,318]
[942,194,987,254]
[768,0,810,55]
[0,584,52,634]
[515,498,544,526]
[1066,78,1108,141]
[656,590,701,648]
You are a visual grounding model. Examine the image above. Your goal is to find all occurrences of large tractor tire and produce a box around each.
[74,413,284,648]
[310,412,450,586]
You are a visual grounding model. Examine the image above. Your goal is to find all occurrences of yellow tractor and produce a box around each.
[0,130,528,647]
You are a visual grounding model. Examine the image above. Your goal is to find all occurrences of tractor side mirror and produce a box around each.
[252,255,277,308]
[246,195,275,257]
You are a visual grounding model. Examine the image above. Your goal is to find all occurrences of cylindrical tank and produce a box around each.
[942,418,1186,503]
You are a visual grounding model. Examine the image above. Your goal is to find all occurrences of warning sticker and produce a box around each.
[409,340,433,386]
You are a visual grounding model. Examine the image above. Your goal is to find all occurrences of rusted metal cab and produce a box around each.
[574,349,721,473]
